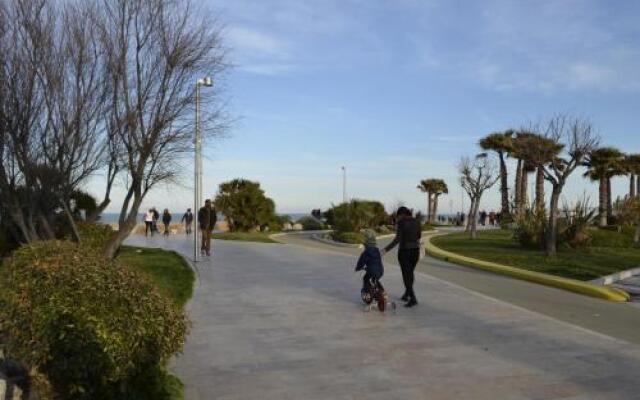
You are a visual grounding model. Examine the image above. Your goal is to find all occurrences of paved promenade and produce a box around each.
[126,234,640,400]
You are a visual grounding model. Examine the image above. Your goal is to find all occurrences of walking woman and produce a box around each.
[162,209,172,236]
[382,207,422,307]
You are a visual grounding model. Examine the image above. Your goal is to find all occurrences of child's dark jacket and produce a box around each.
[355,246,384,280]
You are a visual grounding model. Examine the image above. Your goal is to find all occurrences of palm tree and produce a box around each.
[510,130,537,215]
[583,147,625,227]
[479,130,513,216]
[510,133,563,213]
[417,179,448,223]
[625,154,640,198]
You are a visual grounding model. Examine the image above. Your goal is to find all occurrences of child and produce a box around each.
[355,230,385,293]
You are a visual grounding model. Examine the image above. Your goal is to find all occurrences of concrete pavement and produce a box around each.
[126,234,640,399]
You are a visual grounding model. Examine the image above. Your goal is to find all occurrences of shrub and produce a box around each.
[557,197,596,249]
[331,231,364,244]
[297,216,325,231]
[0,241,188,400]
[76,222,115,252]
[513,209,546,249]
[325,200,388,233]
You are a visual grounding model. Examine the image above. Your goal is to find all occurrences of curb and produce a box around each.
[590,266,640,286]
[310,233,363,249]
[424,233,631,303]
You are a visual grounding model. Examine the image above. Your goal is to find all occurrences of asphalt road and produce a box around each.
[127,234,640,400]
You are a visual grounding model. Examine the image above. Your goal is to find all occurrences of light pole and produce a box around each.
[341,166,347,203]
[194,77,213,262]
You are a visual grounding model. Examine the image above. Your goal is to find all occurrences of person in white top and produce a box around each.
[144,210,154,236]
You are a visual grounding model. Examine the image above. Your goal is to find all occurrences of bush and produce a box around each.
[0,241,188,400]
[76,222,115,252]
[325,200,388,233]
[513,209,546,249]
[331,231,364,244]
[297,216,325,231]
[557,197,596,249]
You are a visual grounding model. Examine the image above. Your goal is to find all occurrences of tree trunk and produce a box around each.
[598,175,607,228]
[607,177,613,221]
[86,198,111,223]
[545,187,561,255]
[427,193,432,224]
[631,174,636,198]
[634,224,640,248]
[535,166,545,212]
[520,170,529,211]
[61,196,81,243]
[514,159,522,214]
[103,188,144,259]
[498,151,509,216]
[465,198,475,232]
[470,196,480,239]
[432,194,439,224]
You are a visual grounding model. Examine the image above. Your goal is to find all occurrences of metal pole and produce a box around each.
[194,82,200,262]
[342,166,347,203]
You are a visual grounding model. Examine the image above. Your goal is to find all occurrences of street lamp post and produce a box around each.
[194,77,213,262]
[341,166,347,203]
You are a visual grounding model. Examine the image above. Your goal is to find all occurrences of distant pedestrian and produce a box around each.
[162,209,172,236]
[181,208,194,235]
[152,207,160,232]
[479,210,487,226]
[381,206,422,308]
[489,211,496,226]
[144,209,154,236]
[198,199,217,256]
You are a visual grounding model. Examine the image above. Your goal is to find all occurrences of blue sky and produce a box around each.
[94,0,640,215]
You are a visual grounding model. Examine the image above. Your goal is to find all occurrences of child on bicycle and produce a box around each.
[355,230,385,293]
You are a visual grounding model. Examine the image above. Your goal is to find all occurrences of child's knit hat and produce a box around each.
[363,229,377,247]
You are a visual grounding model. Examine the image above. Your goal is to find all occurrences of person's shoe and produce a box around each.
[404,298,418,308]
[400,293,409,302]
[206,251,211,256]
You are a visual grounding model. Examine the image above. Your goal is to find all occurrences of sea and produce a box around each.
[99,212,310,224]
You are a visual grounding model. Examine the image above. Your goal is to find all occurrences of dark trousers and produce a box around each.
[145,221,153,236]
[398,248,420,300]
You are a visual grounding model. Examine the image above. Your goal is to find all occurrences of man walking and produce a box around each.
[181,208,194,235]
[198,199,217,256]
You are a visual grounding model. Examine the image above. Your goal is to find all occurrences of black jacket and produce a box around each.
[198,206,217,230]
[384,217,422,252]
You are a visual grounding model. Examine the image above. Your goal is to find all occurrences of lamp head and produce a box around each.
[198,77,213,87]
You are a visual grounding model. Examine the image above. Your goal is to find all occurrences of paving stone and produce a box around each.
[126,235,640,400]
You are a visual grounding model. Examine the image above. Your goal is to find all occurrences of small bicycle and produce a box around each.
[360,275,396,313]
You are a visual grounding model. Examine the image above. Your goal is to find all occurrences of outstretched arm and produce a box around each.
[355,252,366,271]
[384,222,403,253]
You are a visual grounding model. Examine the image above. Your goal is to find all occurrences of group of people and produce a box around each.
[143,207,174,236]
[142,200,217,256]
[355,206,422,308]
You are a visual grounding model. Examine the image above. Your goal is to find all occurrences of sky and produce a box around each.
[93,0,640,216]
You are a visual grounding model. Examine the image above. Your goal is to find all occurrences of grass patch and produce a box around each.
[210,231,279,243]
[431,229,640,281]
[117,246,195,308]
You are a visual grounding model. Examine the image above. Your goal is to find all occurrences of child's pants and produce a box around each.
[362,272,384,292]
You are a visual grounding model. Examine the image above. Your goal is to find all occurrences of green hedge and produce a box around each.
[331,231,364,244]
[297,216,325,231]
[0,241,188,399]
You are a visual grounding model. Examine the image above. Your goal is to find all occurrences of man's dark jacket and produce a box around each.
[198,206,217,230]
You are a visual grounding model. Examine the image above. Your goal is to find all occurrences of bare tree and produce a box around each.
[459,154,499,239]
[536,116,599,255]
[0,0,109,243]
[96,0,228,258]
